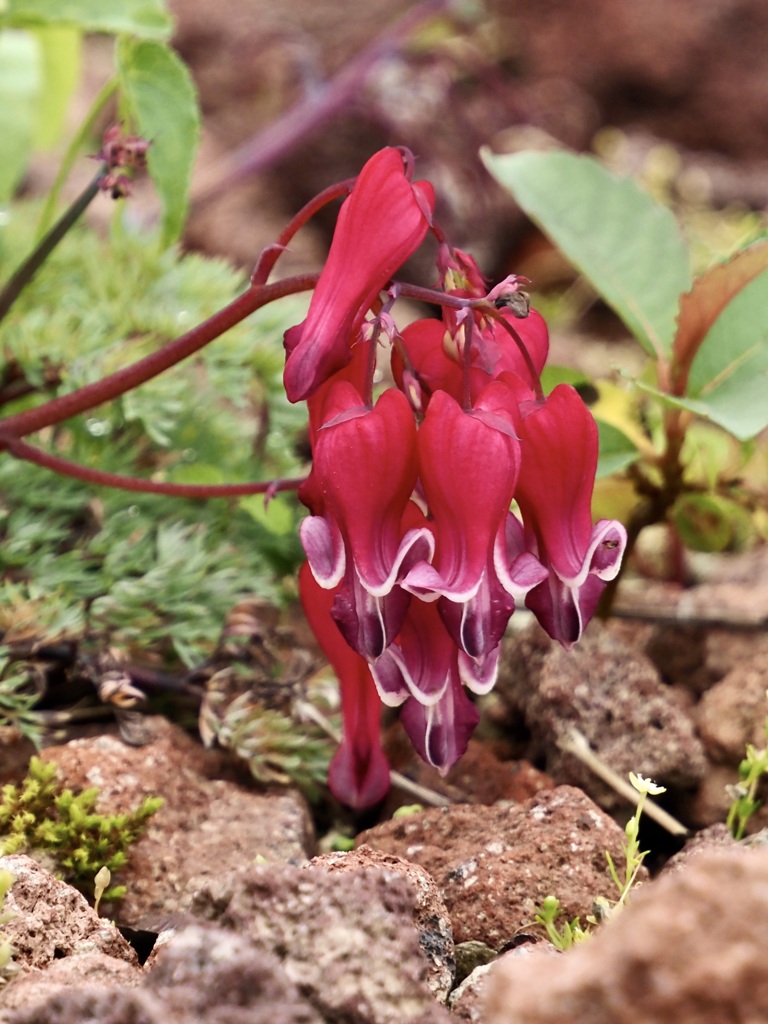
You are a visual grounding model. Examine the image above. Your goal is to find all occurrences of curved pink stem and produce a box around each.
[0,274,319,438]
[0,432,305,498]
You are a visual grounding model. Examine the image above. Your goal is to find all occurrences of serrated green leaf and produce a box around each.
[0,28,42,202]
[31,25,81,148]
[2,0,172,39]
[117,38,199,246]
[481,149,692,359]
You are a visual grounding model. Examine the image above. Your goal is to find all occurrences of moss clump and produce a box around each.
[0,756,162,902]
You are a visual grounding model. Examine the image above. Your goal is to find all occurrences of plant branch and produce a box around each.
[0,432,305,498]
[0,273,318,438]
[0,168,107,326]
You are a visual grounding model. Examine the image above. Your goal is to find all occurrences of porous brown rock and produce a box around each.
[484,847,768,1024]
[449,943,560,1024]
[40,717,315,928]
[191,862,452,1024]
[308,845,455,1002]
[358,785,642,947]
[0,855,137,972]
[0,953,142,1019]
[696,651,768,764]
[496,622,707,809]
[3,924,324,1024]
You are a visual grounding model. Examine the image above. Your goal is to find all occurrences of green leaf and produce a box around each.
[481,149,692,359]
[32,25,81,148]
[540,364,590,394]
[2,0,172,39]
[240,494,296,536]
[0,29,42,202]
[595,420,641,478]
[671,242,768,394]
[641,265,768,440]
[686,265,768,414]
[117,38,200,246]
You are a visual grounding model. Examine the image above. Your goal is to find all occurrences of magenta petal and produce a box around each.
[525,570,605,650]
[283,148,435,402]
[299,515,345,588]
[416,386,520,601]
[371,599,454,705]
[313,383,421,596]
[437,569,515,659]
[515,384,598,581]
[458,644,501,695]
[328,719,391,810]
[299,563,390,809]
[399,669,480,774]
[331,571,411,662]
[370,649,411,707]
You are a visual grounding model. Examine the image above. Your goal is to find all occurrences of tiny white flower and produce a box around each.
[629,772,666,796]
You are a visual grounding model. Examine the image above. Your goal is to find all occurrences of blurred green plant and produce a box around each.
[483,145,768,587]
[0,755,162,902]
[0,646,43,745]
[0,868,13,980]
[726,699,768,840]
[0,0,196,245]
[0,203,308,670]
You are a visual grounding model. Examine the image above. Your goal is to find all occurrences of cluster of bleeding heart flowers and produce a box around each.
[286,147,627,808]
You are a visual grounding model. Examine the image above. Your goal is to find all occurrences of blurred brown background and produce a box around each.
[162,0,768,278]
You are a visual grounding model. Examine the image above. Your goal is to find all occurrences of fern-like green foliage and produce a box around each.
[0,756,162,902]
[0,203,309,668]
[0,648,43,746]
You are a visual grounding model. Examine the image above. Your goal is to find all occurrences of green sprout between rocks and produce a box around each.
[0,756,162,903]
[533,772,665,950]
[726,695,768,840]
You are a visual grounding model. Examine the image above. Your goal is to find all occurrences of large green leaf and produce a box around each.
[117,38,200,247]
[675,267,768,440]
[482,149,692,360]
[0,29,41,202]
[671,242,768,393]
[2,0,172,39]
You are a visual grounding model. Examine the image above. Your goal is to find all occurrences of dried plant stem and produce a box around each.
[557,725,688,837]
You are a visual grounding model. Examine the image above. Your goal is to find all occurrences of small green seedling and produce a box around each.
[605,772,666,911]
[533,894,590,950]
[727,697,768,840]
[533,772,666,948]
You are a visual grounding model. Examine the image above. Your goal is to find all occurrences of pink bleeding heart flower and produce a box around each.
[299,381,433,660]
[299,563,390,809]
[283,148,435,403]
[512,382,627,647]
[371,596,455,708]
[403,382,545,681]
